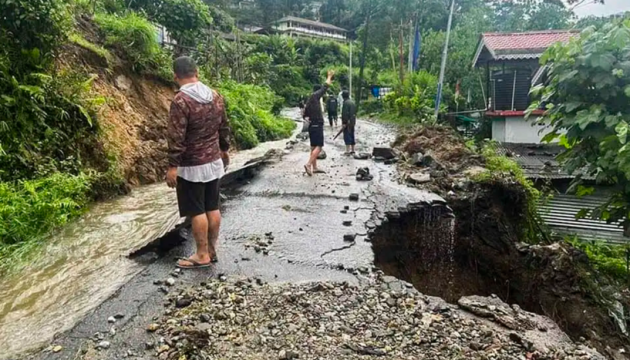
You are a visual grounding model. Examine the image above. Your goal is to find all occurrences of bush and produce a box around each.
[0,53,106,181]
[0,0,71,70]
[381,71,443,122]
[0,173,92,271]
[218,81,295,149]
[94,12,173,78]
[128,0,212,46]
[567,237,629,282]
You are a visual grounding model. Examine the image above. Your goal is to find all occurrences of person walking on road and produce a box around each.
[303,70,335,176]
[327,94,339,127]
[166,56,231,269]
[341,90,357,154]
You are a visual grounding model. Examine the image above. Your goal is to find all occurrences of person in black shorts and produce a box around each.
[327,95,339,127]
[166,56,231,269]
[302,70,334,176]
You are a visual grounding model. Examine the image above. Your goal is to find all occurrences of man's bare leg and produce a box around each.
[207,209,221,260]
[178,213,211,266]
[309,146,321,172]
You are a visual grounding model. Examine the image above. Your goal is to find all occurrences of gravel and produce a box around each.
[146,276,603,360]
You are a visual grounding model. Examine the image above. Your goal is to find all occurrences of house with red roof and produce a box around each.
[472,30,578,144]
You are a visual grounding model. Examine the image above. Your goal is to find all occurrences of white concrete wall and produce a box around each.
[492,119,506,142]
[492,116,557,144]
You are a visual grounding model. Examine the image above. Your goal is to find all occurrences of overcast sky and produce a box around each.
[569,0,630,18]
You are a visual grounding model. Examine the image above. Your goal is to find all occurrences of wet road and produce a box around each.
[25,113,442,360]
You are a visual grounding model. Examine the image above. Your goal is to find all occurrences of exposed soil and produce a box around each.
[374,126,630,358]
[59,14,176,186]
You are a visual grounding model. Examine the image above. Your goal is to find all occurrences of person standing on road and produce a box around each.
[166,56,231,269]
[303,70,335,176]
[341,90,357,154]
[327,94,339,127]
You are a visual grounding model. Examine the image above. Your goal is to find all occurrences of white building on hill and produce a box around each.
[273,16,347,41]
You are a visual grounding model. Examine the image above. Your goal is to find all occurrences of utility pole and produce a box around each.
[434,0,456,118]
[356,0,373,111]
[349,42,353,98]
[399,20,404,83]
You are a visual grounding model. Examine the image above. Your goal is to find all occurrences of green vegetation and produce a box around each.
[530,20,630,236]
[566,237,629,283]
[0,173,91,272]
[69,33,113,63]
[217,80,295,149]
[94,12,173,79]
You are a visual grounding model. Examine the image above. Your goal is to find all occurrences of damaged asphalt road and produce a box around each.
[26,118,607,360]
[30,120,443,360]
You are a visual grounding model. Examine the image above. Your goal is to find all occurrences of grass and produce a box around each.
[69,32,113,64]
[94,11,173,80]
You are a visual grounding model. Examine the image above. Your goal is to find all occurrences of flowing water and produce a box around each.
[0,110,302,359]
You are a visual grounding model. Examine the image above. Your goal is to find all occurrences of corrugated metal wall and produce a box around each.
[539,194,625,243]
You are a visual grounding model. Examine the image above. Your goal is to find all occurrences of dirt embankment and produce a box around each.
[60,15,176,187]
[373,125,630,358]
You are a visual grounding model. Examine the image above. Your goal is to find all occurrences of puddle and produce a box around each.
[0,109,302,359]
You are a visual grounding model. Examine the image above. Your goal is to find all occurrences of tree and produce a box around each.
[530,20,630,235]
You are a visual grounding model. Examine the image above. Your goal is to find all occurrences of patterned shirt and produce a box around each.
[167,88,231,169]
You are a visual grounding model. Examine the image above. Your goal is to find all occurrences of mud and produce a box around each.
[372,177,630,358]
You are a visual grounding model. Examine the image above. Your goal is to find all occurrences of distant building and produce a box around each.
[273,16,347,41]
[472,30,578,144]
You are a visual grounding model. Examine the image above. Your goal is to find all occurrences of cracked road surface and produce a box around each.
[29,117,443,360]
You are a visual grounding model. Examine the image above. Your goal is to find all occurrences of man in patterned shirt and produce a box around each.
[166,56,231,269]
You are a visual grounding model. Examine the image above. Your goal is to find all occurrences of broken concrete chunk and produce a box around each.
[372,147,396,160]
[409,173,431,184]
[342,221,352,226]
[353,152,371,160]
[349,193,359,201]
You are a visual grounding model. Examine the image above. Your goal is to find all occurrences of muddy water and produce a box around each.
[0,110,302,359]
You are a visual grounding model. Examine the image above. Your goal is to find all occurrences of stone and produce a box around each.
[114,75,132,91]
[114,314,125,319]
[343,220,352,226]
[107,316,116,323]
[343,234,357,242]
[165,278,176,286]
[176,297,192,308]
[97,341,110,350]
[353,153,371,160]
[157,345,170,354]
[349,193,360,201]
[411,152,425,166]
[409,173,431,184]
[372,147,396,160]
[145,341,155,350]
[147,323,160,332]
[52,345,62,353]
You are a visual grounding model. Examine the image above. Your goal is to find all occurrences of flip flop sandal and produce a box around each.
[211,255,219,263]
[304,165,313,176]
[176,257,212,269]
[313,169,327,174]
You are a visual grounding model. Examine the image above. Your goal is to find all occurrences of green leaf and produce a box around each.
[616,121,628,144]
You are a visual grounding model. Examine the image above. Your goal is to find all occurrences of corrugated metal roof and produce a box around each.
[473,30,578,67]
[501,143,595,180]
[539,194,626,244]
